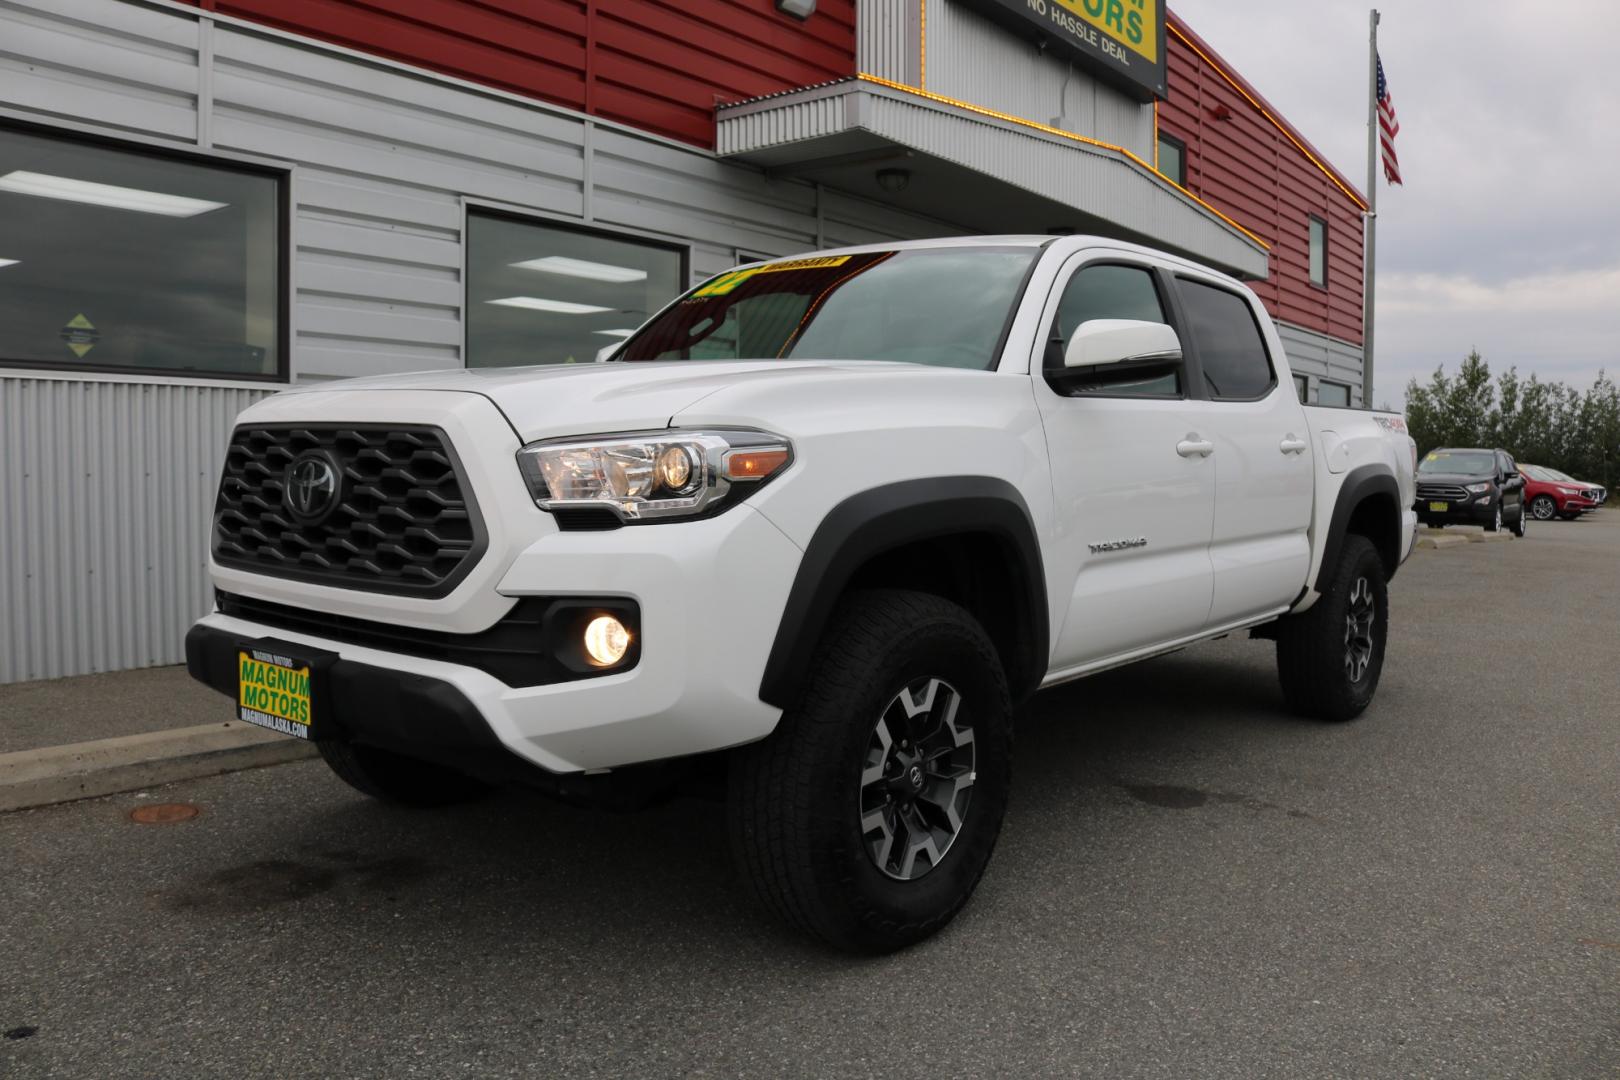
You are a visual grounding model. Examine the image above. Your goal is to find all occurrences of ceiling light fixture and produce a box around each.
[876,168,911,193]
[486,297,614,314]
[0,171,227,217]
[776,0,816,17]
[510,256,648,283]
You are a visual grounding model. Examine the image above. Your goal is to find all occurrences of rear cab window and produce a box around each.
[1175,278,1276,401]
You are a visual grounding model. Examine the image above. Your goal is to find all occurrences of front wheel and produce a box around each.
[728,589,1012,953]
[1511,506,1528,538]
[1531,494,1557,520]
[1275,535,1389,722]
[1485,504,1502,532]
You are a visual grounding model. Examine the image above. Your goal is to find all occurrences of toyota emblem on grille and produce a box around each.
[283,452,341,524]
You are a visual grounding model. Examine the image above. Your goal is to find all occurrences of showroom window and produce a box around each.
[1318,379,1352,407]
[0,125,284,379]
[466,211,685,367]
[1157,133,1187,186]
[1309,215,1328,287]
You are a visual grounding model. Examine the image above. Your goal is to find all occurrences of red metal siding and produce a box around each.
[1160,15,1365,345]
[182,0,855,147]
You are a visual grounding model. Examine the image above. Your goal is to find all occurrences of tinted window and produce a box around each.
[621,248,1037,370]
[0,126,282,378]
[1053,264,1176,397]
[1158,134,1186,186]
[1293,373,1308,403]
[1309,216,1328,287]
[1319,380,1351,407]
[1177,278,1275,400]
[467,212,684,367]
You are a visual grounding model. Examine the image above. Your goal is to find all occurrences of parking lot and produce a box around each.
[3,515,1617,1079]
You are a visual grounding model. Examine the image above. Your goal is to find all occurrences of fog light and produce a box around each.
[583,615,631,667]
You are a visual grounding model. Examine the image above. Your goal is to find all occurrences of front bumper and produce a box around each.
[1415,496,1497,525]
[188,502,803,775]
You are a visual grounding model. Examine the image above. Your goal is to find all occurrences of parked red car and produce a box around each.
[1519,464,1602,520]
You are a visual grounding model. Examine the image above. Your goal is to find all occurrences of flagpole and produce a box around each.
[1363,8,1379,408]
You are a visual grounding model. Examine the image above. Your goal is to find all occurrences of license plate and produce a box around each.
[237,647,314,739]
[1428,501,1449,513]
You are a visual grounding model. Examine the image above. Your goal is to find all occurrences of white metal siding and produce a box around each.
[1277,321,1366,407]
[0,0,963,682]
[924,0,1154,158]
[857,0,921,86]
[0,376,271,682]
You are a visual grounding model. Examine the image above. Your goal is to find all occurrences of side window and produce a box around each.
[1176,278,1276,401]
[1050,264,1179,397]
[1318,379,1351,407]
[1292,373,1309,403]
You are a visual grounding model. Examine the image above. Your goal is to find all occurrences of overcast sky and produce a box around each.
[1167,0,1618,408]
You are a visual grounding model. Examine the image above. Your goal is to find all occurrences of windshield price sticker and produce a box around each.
[693,255,853,298]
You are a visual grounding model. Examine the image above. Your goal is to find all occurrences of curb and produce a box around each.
[0,721,319,813]
[1416,533,1470,549]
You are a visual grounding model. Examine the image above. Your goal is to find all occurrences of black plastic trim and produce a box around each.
[214,591,639,687]
[1317,464,1401,591]
[758,476,1049,708]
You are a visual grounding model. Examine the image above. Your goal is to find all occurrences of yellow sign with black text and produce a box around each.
[961,0,1166,100]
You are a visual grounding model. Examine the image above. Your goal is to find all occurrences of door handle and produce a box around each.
[1176,435,1214,458]
[1279,434,1308,455]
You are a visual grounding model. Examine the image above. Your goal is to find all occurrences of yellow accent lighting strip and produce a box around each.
[1166,21,1369,213]
[919,0,927,89]
[854,73,1270,250]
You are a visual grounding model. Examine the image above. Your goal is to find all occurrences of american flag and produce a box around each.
[1377,54,1402,185]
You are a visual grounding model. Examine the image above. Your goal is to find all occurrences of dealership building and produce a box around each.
[0,0,1370,682]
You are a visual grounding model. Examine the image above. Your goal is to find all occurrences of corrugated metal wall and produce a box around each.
[0,0,959,682]
[176,0,858,148]
[857,0,920,86]
[0,377,271,682]
[1278,322,1367,408]
[921,0,1154,159]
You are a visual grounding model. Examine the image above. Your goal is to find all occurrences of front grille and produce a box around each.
[212,425,485,596]
[1583,489,1601,502]
[1417,483,1469,500]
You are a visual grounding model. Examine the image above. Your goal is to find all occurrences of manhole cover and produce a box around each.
[129,803,200,824]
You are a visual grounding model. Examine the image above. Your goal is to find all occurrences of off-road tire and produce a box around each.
[728,589,1012,954]
[1275,535,1388,722]
[318,739,491,807]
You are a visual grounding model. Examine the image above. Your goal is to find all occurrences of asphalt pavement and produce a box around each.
[3,514,1617,1078]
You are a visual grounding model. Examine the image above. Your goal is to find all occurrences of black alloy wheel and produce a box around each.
[728,589,1012,953]
[1275,534,1389,722]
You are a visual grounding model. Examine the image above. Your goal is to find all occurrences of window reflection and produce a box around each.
[466,213,684,367]
[0,127,281,377]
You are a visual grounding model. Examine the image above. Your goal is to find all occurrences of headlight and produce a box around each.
[1464,482,1491,493]
[1559,486,1581,495]
[516,429,792,522]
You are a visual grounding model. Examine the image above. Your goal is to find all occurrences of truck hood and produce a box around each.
[279,360,921,441]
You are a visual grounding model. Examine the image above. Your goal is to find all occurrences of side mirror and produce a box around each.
[1064,320,1182,370]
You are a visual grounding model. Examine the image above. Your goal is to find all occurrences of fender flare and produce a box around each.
[758,476,1048,709]
[1316,463,1401,591]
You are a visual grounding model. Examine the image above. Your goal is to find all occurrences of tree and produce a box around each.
[1405,352,1620,487]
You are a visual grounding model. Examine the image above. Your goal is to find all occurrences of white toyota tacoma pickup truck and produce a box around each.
[188,236,1417,952]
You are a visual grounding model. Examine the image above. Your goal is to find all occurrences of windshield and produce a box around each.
[614,247,1039,369]
[1419,450,1496,475]
[1544,467,1576,481]
[1521,464,1556,481]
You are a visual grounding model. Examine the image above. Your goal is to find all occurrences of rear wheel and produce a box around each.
[1276,535,1388,722]
[1531,494,1557,520]
[1512,506,1528,538]
[728,589,1011,953]
[318,740,491,807]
